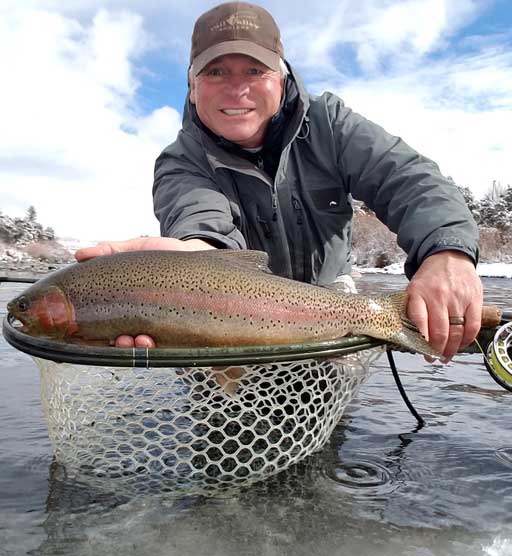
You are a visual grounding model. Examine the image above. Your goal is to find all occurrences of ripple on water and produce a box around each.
[495,448,512,468]
[327,459,393,491]
[322,452,402,501]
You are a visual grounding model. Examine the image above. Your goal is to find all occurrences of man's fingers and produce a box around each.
[460,301,482,349]
[134,335,156,348]
[426,305,450,357]
[407,295,439,362]
[75,238,148,262]
[115,335,135,348]
[74,236,216,262]
[115,334,156,348]
[406,293,429,342]
[408,290,463,360]
[442,319,465,362]
[75,243,113,262]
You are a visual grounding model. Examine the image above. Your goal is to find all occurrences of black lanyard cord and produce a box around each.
[387,348,425,428]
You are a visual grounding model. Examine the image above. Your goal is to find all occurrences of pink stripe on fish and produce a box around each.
[115,288,331,323]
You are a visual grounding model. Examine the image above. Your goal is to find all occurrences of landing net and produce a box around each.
[34,348,383,496]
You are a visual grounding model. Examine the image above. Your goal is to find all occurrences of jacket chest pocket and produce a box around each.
[308,187,346,213]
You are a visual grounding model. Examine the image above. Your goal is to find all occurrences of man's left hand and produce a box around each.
[406,250,483,362]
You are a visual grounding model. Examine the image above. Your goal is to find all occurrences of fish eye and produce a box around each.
[17,296,29,312]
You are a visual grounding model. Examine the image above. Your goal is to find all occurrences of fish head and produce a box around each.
[7,284,75,339]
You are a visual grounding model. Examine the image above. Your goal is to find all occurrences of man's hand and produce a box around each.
[406,250,483,362]
[115,335,156,348]
[75,236,216,262]
[75,236,216,347]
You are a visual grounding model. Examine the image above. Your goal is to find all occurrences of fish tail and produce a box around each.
[387,292,442,359]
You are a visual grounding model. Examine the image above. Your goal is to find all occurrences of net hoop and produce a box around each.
[3,313,384,367]
[3,314,385,497]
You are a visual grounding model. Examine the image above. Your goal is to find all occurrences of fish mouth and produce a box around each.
[7,302,30,332]
[6,303,20,324]
[6,313,27,332]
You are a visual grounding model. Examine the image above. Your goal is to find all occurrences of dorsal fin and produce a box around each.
[211,249,272,273]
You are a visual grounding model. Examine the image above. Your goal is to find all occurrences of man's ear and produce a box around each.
[189,78,196,104]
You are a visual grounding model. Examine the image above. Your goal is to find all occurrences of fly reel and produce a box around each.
[485,321,512,392]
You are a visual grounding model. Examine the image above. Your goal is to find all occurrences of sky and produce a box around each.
[0,0,511,241]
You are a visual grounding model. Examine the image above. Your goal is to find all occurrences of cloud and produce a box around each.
[0,0,511,245]
[280,0,512,196]
[0,6,181,240]
[334,46,512,197]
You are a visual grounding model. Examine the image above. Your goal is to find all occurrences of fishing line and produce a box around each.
[386,349,425,428]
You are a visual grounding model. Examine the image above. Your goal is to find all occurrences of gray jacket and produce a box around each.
[153,65,478,285]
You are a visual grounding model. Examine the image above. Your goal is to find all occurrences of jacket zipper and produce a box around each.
[271,185,278,221]
[257,155,279,222]
[292,197,303,225]
[291,195,306,281]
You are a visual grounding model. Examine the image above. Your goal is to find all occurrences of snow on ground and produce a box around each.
[356,262,512,278]
[477,263,512,278]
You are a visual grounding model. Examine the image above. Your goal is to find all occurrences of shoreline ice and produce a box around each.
[357,262,512,278]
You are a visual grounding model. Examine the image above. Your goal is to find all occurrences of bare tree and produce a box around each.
[483,180,508,202]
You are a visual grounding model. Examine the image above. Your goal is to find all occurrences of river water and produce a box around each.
[1,275,512,556]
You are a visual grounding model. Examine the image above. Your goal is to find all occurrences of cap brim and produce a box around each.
[192,40,281,77]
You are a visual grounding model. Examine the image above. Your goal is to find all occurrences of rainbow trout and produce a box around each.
[6,250,440,357]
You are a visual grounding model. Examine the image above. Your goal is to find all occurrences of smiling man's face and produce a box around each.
[190,54,284,149]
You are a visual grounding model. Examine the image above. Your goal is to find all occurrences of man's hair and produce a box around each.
[188,58,289,84]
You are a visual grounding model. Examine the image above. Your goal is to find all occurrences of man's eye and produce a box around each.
[207,68,224,76]
[247,68,263,75]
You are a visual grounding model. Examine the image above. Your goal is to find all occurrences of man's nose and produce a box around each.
[224,74,250,96]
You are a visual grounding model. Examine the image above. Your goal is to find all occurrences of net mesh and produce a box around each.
[35,349,382,496]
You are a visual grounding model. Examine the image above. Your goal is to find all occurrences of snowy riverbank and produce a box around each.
[357,262,512,278]
[1,233,511,280]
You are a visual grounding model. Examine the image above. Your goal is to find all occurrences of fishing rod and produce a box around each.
[0,276,45,284]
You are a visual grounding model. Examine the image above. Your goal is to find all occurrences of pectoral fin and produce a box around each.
[211,366,246,396]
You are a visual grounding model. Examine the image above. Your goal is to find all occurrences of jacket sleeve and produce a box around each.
[152,139,247,250]
[326,94,479,278]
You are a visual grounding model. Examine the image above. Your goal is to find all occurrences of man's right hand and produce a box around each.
[75,236,216,262]
[75,236,217,347]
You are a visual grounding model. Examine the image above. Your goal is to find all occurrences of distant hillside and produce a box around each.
[0,209,54,245]
[1,205,510,276]
[0,208,73,274]
[352,207,512,268]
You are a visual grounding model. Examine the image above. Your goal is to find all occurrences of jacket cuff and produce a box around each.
[405,240,479,279]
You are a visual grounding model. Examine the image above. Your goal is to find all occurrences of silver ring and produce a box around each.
[449,316,465,326]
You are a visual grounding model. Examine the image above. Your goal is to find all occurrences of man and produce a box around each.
[77,1,482,361]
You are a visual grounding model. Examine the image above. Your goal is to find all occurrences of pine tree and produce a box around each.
[455,184,480,223]
[502,185,512,212]
[26,205,37,222]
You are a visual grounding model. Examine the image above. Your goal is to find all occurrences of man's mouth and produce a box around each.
[220,108,254,116]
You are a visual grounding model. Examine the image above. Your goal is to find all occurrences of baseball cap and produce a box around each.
[190,2,284,77]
